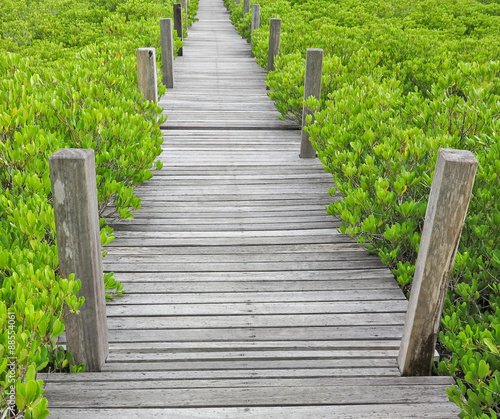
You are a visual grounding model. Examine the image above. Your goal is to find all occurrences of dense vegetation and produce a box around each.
[226,0,500,417]
[0,0,197,417]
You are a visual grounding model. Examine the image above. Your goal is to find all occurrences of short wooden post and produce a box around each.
[267,18,281,72]
[243,0,250,16]
[136,48,158,102]
[173,3,183,57]
[398,148,478,376]
[251,4,260,34]
[180,0,188,29]
[160,18,174,89]
[300,48,323,158]
[49,149,109,372]
[235,0,241,5]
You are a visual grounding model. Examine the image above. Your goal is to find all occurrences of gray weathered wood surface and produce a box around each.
[42,0,460,416]
[399,149,478,376]
[49,149,108,372]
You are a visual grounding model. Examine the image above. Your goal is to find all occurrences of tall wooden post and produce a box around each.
[251,4,260,34]
[268,18,281,72]
[300,48,323,158]
[49,149,109,372]
[173,3,183,57]
[160,18,175,89]
[136,48,158,102]
[243,0,250,16]
[398,148,478,376]
[180,0,188,29]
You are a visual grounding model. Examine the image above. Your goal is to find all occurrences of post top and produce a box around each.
[49,148,94,161]
[270,18,282,22]
[438,148,478,165]
[137,47,156,52]
[160,17,172,21]
[306,48,324,54]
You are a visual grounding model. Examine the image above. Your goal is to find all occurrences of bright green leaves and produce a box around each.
[0,0,191,416]
[226,0,500,416]
[14,365,49,419]
[484,339,500,356]
[439,312,500,417]
[50,320,65,341]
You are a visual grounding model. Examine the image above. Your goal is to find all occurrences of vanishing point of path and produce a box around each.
[43,0,461,417]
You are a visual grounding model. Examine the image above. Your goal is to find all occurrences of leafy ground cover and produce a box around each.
[226,0,500,417]
[0,0,198,416]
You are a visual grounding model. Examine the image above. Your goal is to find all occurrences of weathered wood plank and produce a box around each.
[41,373,454,385]
[134,183,334,192]
[108,339,404,352]
[105,326,405,342]
[106,223,340,232]
[46,404,460,419]
[103,251,381,263]
[107,228,343,238]
[105,349,402,363]
[45,385,454,408]
[106,313,406,329]
[113,279,400,293]
[42,366,416,384]
[107,215,337,225]
[105,300,407,316]
[105,269,397,282]
[106,235,356,247]
[106,289,405,304]
[103,243,366,254]
[102,261,387,272]
[107,203,338,213]
[100,359,400,373]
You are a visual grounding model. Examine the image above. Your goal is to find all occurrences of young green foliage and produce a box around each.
[226,0,500,416]
[0,0,199,416]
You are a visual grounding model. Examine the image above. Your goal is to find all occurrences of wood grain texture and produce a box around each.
[43,0,460,417]
[49,149,108,371]
[399,149,478,376]
[45,405,461,419]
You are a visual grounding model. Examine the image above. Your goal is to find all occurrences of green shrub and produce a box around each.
[0,0,199,416]
[227,0,500,416]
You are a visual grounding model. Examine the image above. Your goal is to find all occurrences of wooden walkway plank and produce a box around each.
[42,0,461,417]
[44,385,454,408]
[44,404,461,419]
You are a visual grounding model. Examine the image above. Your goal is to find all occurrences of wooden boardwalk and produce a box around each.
[42,0,461,417]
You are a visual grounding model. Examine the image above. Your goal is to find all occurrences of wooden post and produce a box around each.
[180,0,188,29]
[235,0,241,5]
[398,148,478,376]
[173,3,183,57]
[243,0,250,16]
[136,48,158,102]
[49,149,109,372]
[300,48,323,158]
[160,19,174,89]
[267,18,281,72]
[251,4,260,34]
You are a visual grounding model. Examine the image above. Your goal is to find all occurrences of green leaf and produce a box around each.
[50,319,65,339]
[477,359,490,380]
[25,364,36,383]
[0,357,7,375]
[483,338,499,355]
